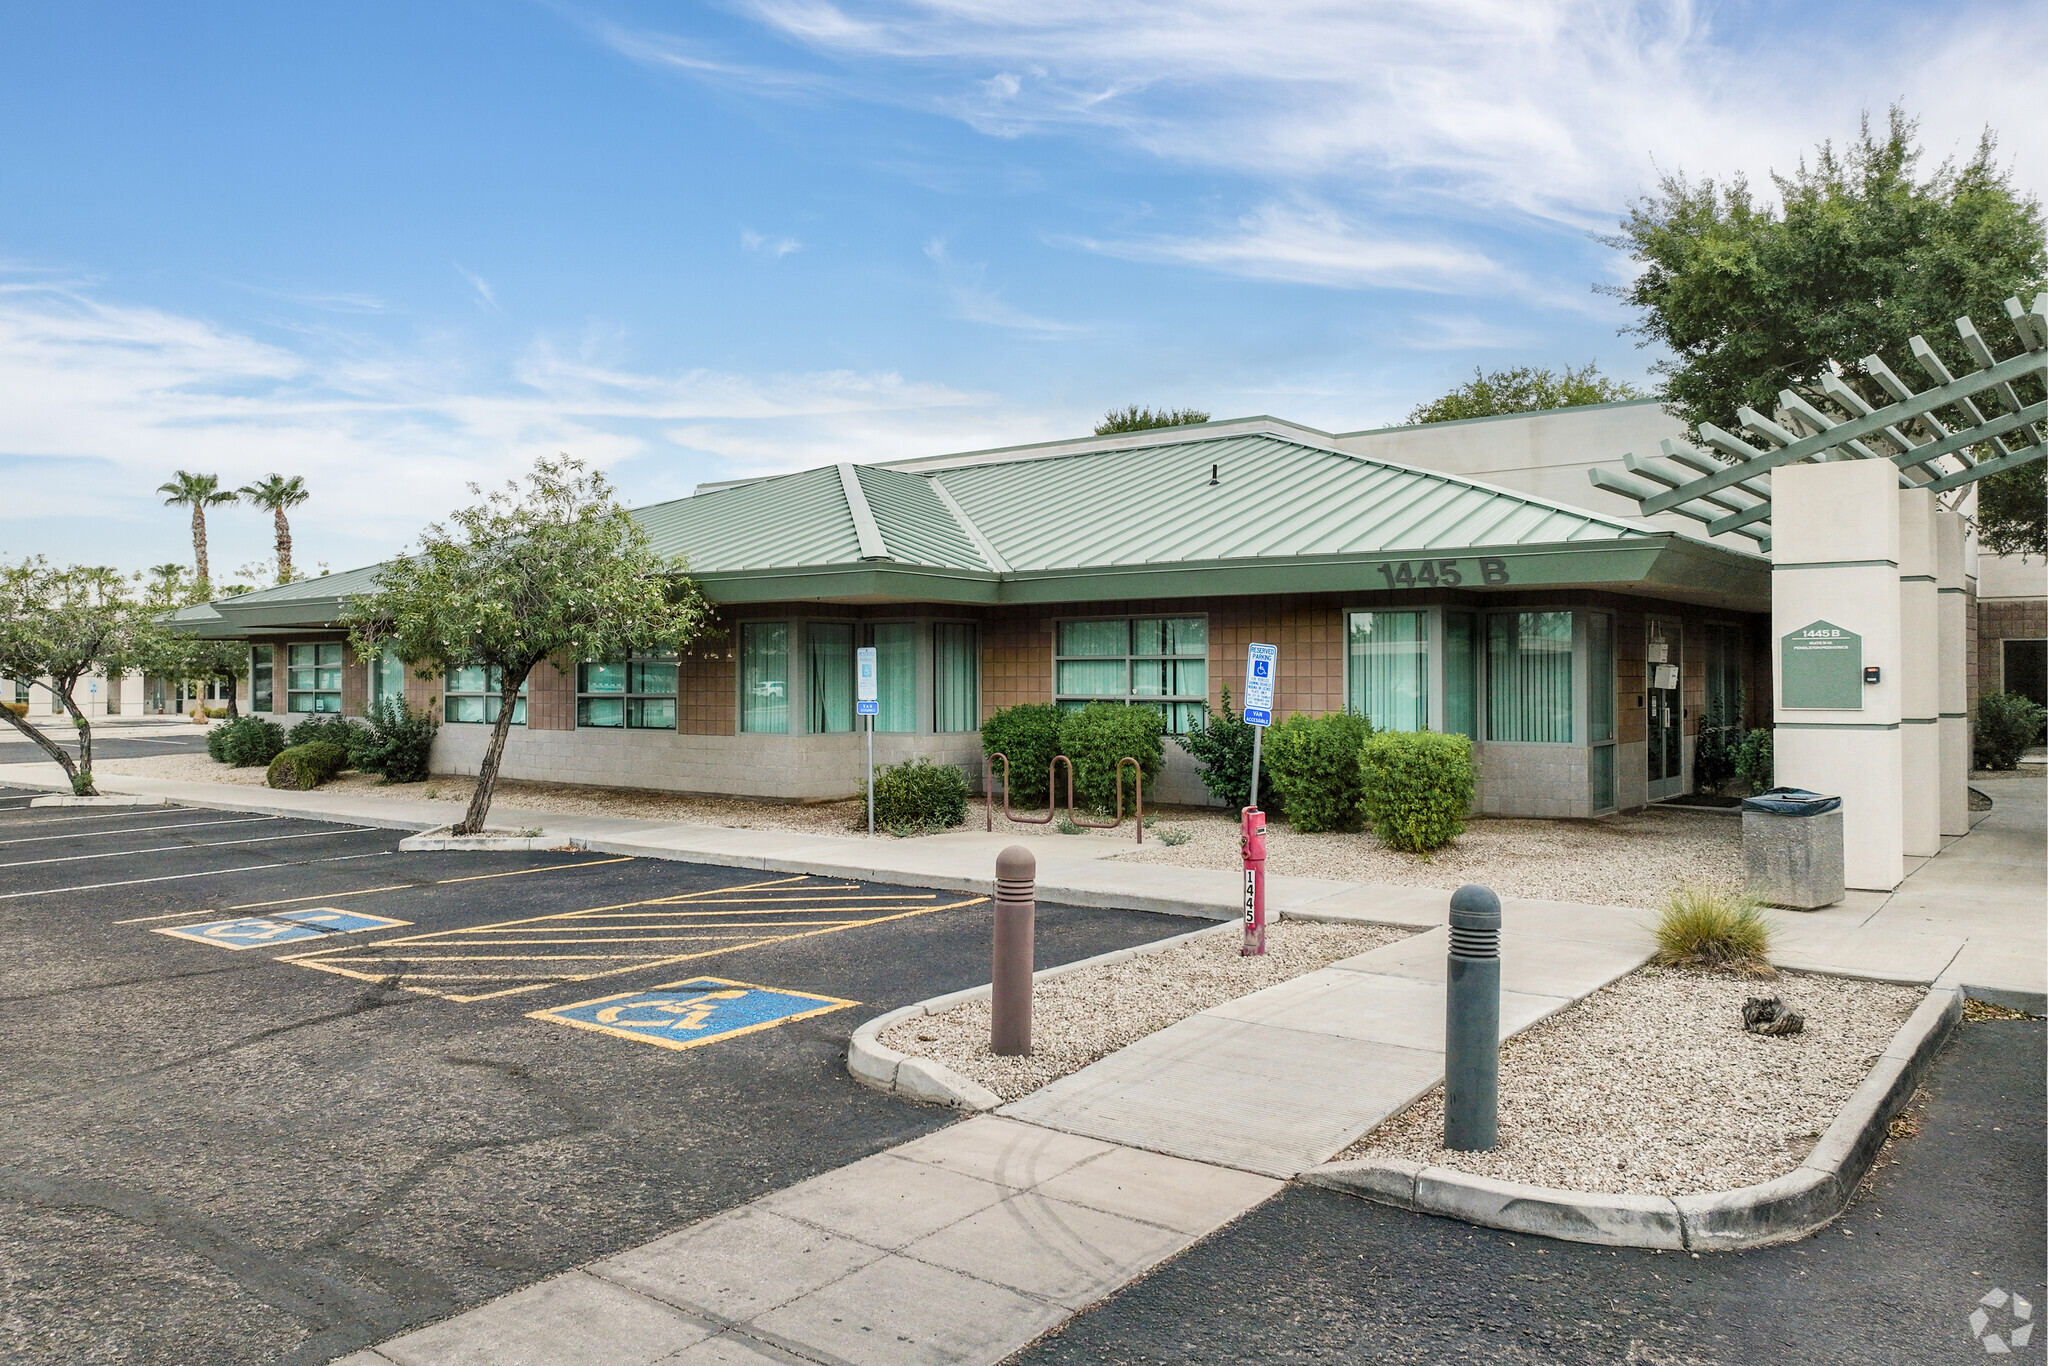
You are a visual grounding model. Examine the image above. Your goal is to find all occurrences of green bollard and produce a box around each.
[1444,882,1501,1152]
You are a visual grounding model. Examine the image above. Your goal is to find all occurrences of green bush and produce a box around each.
[1358,731,1475,853]
[266,741,349,791]
[287,714,365,751]
[1692,699,1744,794]
[349,698,439,784]
[1057,701,1163,813]
[1173,687,1276,811]
[981,703,1063,805]
[1735,727,1774,793]
[1264,711,1373,833]
[1974,691,2047,770]
[870,758,969,834]
[1652,880,1773,972]
[213,716,286,768]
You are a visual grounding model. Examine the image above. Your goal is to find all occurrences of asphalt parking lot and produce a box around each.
[0,788,1207,1366]
[0,724,214,763]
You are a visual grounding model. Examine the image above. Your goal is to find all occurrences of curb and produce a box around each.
[397,825,577,852]
[1301,983,1964,1250]
[28,794,170,808]
[847,920,1240,1110]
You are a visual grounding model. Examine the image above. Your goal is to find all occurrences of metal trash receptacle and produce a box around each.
[1741,788,1845,909]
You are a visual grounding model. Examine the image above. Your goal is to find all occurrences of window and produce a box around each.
[13,677,29,705]
[369,647,405,713]
[1055,617,1207,733]
[1346,611,1428,731]
[1487,612,1574,743]
[250,645,273,713]
[287,643,343,714]
[869,623,917,733]
[1702,623,1743,729]
[1588,613,1616,812]
[577,658,678,730]
[933,623,979,733]
[1444,612,1479,740]
[808,622,855,733]
[2004,638,2048,708]
[444,666,526,724]
[740,622,789,733]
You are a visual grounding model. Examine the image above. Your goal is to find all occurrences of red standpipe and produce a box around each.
[1240,806,1267,956]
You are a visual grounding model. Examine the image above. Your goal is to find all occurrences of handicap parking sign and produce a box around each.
[156,907,411,951]
[1243,643,1277,726]
[528,976,856,1052]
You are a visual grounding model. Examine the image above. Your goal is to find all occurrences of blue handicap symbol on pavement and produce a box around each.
[157,907,411,951]
[529,976,857,1052]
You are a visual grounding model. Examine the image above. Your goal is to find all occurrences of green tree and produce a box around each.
[343,455,714,836]
[1605,106,2047,553]
[237,474,310,582]
[157,471,238,592]
[1094,405,1211,435]
[1406,364,1643,425]
[0,559,166,794]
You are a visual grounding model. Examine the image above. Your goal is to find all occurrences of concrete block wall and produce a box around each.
[1473,742,1590,818]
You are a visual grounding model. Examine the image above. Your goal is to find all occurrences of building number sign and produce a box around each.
[1374,557,1511,590]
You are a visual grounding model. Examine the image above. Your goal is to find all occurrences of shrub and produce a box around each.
[287,714,365,751]
[349,698,439,784]
[1734,727,1774,793]
[1173,687,1276,811]
[1358,731,1475,853]
[1264,711,1373,833]
[266,741,348,790]
[981,703,1062,805]
[1057,701,1163,813]
[0,701,25,718]
[202,705,229,719]
[1653,880,1773,973]
[1974,691,2047,770]
[1156,825,1193,846]
[870,757,969,834]
[1692,699,1744,794]
[213,716,286,768]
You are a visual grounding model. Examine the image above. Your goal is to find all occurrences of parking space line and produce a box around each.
[0,815,280,847]
[0,826,374,870]
[106,857,636,925]
[0,807,198,826]
[0,850,398,900]
[282,876,984,1002]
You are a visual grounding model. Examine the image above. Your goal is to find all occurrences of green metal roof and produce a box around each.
[172,426,1769,636]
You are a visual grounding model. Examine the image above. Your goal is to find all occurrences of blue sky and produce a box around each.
[1,0,2041,581]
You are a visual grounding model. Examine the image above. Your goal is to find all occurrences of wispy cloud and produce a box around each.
[923,238,1085,336]
[0,276,1030,572]
[742,229,803,257]
[455,265,499,312]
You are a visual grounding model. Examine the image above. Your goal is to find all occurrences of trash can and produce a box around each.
[1741,788,1845,910]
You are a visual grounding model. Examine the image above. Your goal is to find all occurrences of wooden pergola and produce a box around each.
[1590,293,2048,552]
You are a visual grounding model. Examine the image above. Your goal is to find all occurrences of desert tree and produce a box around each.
[0,560,165,794]
[157,471,238,591]
[343,455,714,836]
[238,474,310,582]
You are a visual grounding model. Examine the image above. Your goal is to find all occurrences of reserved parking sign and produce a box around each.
[1243,643,1276,726]
[856,646,878,716]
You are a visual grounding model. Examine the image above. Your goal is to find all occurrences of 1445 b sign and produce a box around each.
[1374,558,1511,589]
[1781,619,1863,710]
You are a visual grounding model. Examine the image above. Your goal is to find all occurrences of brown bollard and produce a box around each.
[990,845,1036,1056]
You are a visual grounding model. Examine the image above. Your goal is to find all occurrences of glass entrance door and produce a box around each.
[1647,620,1684,801]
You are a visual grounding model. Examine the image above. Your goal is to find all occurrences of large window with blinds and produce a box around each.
[1588,613,1616,810]
[1345,611,1428,731]
[250,645,273,713]
[577,658,678,730]
[444,666,527,724]
[867,623,918,733]
[369,647,405,713]
[740,622,789,734]
[1701,623,1743,728]
[1055,617,1207,734]
[808,622,856,734]
[933,623,979,732]
[1486,612,1575,743]
[1444,612,1479,739]
[287,643,343,714]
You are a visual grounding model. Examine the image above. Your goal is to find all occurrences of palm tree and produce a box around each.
[157,472,237,591]
[238,474,310,583]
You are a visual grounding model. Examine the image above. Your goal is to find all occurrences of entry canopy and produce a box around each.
[1590,294,2048,551]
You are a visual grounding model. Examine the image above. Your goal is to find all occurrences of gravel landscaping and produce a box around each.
[878,920,1413,1101]
[1344,965,1924,1195]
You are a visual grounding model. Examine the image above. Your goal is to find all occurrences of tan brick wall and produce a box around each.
[339,642,367,717]
[680,640,736,736]
[526,658,575,731]
[981,614,1053,715]
[1978,596,2047,697]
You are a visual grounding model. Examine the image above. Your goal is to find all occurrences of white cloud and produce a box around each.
[923,238,1086,335]
[742,229,804,257]
[455,265,500,312]
[0,277,1011,573]
[697,0,2043,230]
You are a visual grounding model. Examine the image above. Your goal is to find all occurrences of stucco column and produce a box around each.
[1898,490,1940,857]
[1934,510,1971,837]
[1771,462,1904,892]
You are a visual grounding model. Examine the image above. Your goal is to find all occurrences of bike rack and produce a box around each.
[984,752,1143,844]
